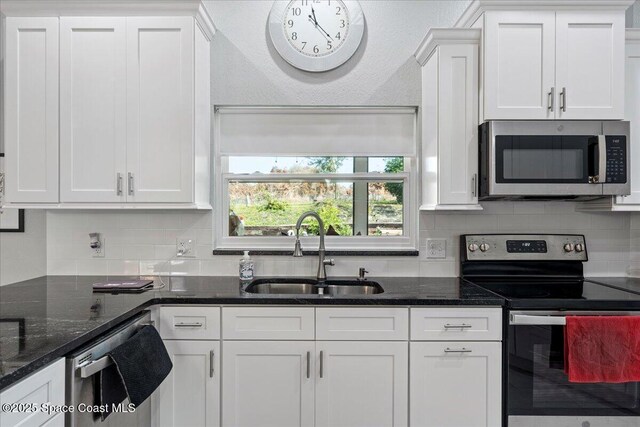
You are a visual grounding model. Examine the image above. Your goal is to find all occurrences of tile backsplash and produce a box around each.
[45,202,637,278]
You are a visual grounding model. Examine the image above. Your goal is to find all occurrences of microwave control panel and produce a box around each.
[605,136,627,184]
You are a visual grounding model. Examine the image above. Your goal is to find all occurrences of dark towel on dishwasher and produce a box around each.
[103,325,173,413]
[98,363,129,421]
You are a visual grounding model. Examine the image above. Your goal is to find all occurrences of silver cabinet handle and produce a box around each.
[443,323,472,329]
[560,87,567,112]
[306,351,310,379]
[471,173,477,198]
[319,350,324,378]
[127,172,134,196]
[116,173,123,195]
[210,350,215,378]
[174,322,204,328]
[444,347,472,353]
[548,87,555,112]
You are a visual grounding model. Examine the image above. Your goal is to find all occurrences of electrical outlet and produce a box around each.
[426,239,446,259]
[176,238,195,258]
[92,238,105,258]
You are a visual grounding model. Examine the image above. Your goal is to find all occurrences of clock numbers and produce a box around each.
[283,0,350,58]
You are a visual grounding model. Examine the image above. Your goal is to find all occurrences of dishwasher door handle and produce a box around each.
[79,355,113,378]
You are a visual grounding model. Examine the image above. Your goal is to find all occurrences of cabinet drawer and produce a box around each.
[316,307,409,341]
[0,359,65,427]
[222,307,314,340]
[158,306,220,340]
[410,308,501,341]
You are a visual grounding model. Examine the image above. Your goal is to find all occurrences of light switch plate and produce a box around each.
[426,239,446,259]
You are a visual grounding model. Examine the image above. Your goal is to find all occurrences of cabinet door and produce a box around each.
[4,18,59,203]
[484,11,556,120]
[154,340,220,427]
[437,44,479,206]
[126,17,194,203]
[616,40,640,206]
[315,341,408,427]
[410,341,501,427]
[222,341,315,427]
[59,18,127,202]
[555,11,625,120]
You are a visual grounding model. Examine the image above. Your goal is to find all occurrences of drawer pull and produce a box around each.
[174,322,204,328]
[443,323,472,329]
[210,350,215,378]
[319,350,324,378]
[444,347,472,353]
[306,351,310,379]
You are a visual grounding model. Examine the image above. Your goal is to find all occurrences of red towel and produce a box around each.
[564,316,640,383]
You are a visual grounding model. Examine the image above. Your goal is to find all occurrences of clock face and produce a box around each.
[283,0,349,58]
[268,0,365,72]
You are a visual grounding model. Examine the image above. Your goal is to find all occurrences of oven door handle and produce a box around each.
[510,314,567,326]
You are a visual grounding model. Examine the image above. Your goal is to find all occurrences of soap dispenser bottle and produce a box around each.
[239,251,255,283]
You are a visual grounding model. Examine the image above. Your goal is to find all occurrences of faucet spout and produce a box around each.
[293,211,334,282]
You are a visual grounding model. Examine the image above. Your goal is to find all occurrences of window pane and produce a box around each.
[228,180,403,237]
[229,157,354,174]
[368,157,404,173]
[229,181,354,237]
[368,182,403,236]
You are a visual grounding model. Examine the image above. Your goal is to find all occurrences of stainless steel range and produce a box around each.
[460,234,640,427]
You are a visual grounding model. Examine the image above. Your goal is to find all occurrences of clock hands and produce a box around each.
[308,6,334,42]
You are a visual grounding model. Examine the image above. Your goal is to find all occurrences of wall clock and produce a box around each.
[268,0,365,72]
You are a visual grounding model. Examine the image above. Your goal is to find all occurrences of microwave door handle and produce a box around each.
[597,135,607,184]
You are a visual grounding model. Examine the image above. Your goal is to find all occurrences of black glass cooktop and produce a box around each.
[466,279,640,309]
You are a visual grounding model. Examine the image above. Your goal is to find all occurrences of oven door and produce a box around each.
[507,311,640,427]
[481,121,605,198]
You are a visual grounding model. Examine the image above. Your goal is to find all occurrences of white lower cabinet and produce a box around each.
[410,341,502,427]
[222,341,315,427]
[154,340,220,427]
[0,359,65,427]
[315,341,408,427]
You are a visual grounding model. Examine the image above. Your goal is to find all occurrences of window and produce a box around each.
[214,107,418,251]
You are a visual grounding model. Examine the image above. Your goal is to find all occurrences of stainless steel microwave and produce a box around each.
[479,121,630,200]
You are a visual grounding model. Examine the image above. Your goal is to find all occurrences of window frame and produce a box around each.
[212,107,419,253]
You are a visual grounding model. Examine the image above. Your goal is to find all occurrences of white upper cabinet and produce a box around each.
[460,0,631,121]
[618,31,640,207]
[1,2,214,208]
[60,18,127,203]
[126,18,194,203]
[555,11,625,119]
[4,18,59,203]
[415,28,483,211]
[484,11,556,120]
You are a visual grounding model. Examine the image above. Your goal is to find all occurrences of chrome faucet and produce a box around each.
[293,211,334,282]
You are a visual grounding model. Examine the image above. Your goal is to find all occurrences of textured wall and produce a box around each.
[206,0,471,106]
[0,211,47,285]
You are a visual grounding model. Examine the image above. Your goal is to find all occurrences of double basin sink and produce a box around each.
[244,278,384,296]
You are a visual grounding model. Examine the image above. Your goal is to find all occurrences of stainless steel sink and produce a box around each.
[244,278,384,295]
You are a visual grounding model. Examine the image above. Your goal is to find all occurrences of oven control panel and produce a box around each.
[463,234,587,261]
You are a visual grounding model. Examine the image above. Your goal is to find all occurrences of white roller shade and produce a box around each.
[216,107,417,156]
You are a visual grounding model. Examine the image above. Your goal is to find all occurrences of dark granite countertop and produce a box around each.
[0,275,503,391]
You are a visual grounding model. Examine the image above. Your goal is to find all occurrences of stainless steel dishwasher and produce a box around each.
[66,311,152,427]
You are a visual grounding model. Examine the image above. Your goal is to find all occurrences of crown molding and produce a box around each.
[454,0,636,28]
[628,29,640,42]
[1,0,212,26]
[414,28,482,66]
